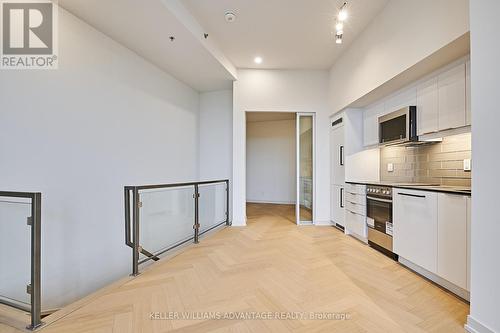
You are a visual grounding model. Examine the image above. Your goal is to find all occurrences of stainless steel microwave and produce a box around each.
[378,106,418,145]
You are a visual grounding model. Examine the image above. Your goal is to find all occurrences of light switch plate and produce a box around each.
[463,159,471,171]
[387,163,394,172]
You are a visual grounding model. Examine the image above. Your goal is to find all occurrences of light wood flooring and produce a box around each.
[1,203,469,332]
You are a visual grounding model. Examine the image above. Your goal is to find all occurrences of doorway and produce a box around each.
[245,112,315,225]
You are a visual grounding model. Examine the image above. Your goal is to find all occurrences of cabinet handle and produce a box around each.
[397,192,426,198]
[340,188,344,208]
[339,146,344,166]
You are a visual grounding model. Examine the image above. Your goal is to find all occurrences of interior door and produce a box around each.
[296,113,315,224]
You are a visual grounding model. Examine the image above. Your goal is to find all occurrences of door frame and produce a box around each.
[296,112,316,225]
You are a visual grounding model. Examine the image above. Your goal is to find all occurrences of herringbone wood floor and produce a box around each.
[1,203,469,332]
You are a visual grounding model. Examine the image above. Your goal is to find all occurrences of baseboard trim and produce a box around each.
[465,316,496,333]
[246,200,295,205]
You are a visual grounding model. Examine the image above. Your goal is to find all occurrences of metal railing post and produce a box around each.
[124,189,131,247]
[131,188,140,276]
[193,184,200,244]
[28,192,42,330]
[225,180,231,226]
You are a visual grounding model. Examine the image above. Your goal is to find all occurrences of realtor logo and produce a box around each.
[1,0,58,69]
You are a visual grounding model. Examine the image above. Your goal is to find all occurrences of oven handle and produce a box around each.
[367,196,393,203]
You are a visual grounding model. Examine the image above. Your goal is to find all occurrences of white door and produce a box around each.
[296,113,315,225]
[393,189,438,273]
[331,185,344,227]
[330,124,345,186]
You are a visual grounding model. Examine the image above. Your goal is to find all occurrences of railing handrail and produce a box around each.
[0,191,42,330]
[124,179,230,276]
[124,179,229,191]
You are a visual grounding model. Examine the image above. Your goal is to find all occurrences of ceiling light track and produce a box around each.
[334,1,348,45]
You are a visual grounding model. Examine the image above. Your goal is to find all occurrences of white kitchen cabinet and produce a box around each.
[385,86,417,114]
[417,77,439,135]
[466,196,471,291]
[363,102,384,147]
[330,123,345,186]
[466,60,471,126]
[437,194,468,289]
[438,63,466,131]
[394,189,438,273]
[346,210,367,239]
[331,185,345,227]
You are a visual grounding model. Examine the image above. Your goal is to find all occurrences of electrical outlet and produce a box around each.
[387,163,394,172]
[463,159,471,171]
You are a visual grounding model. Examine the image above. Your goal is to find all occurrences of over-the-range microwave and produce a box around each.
[378,106,418,145]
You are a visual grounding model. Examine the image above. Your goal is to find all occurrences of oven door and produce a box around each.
[367,196,393,235]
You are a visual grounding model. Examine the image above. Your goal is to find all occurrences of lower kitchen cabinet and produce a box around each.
[345,184,367,240]
[437,194,468,290]
[331,185,345,227]
[394,189,438,273]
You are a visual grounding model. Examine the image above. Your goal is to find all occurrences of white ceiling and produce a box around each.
[59,0,235,92]
[246,112,296,122]
[183,0,389,69]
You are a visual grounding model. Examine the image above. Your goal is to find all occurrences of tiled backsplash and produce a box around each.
[380,133,471,187]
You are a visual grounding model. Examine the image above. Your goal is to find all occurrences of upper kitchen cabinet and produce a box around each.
[466,60,471,126]
[363,102,384,147]
[417,77,439,135]
[438,63,467,131]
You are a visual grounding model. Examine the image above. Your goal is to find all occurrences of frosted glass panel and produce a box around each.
[139,187,195,259]
[298,115,313,222]
[0,198,31,306]
[199,183,226,233]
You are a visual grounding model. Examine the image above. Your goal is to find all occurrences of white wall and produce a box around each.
[328,0,469,113]
[233,70,330,226]
[467,1,500,332]
[198,90,233,181]
[0,8,200,308]
[246,119,296,204]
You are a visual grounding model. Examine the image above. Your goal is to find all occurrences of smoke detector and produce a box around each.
[225,12,236,23]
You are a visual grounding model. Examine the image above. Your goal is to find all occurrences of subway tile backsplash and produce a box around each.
[380,133,471,187]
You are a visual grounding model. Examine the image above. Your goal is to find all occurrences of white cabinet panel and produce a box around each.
[346,211,367,239]
[331,185,345,227]
[437,194,467,289]
[394,189,438,273]
[417,77,439,135]
[438,63,466,131]
[363,103,384,147]
[345,201,366,216]
[466,196,471,291]
[466,60,471,126]
[330,125,345,186]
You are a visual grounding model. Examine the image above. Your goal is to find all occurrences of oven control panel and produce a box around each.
[366,185,392,198]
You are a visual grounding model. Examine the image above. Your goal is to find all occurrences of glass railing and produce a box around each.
[124,180,229,275]
[0,191,42,330]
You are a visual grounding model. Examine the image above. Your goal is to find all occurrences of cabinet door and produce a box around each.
[438,63,466,131]
[466,60,471,126]
[346,210,367,239]
[417,77,439,135]
[331,185,345,226]
[466,196,471,291]
[394,189,438,273]
[437,194,467,289]
[363,103,383,147]
[330,125,345,186]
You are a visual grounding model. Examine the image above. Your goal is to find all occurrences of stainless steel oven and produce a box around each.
[366,185,397,260]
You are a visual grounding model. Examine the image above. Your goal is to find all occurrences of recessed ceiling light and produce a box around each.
[254,56,263,64]
[335,35,343,44]
[225,12,236,23]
